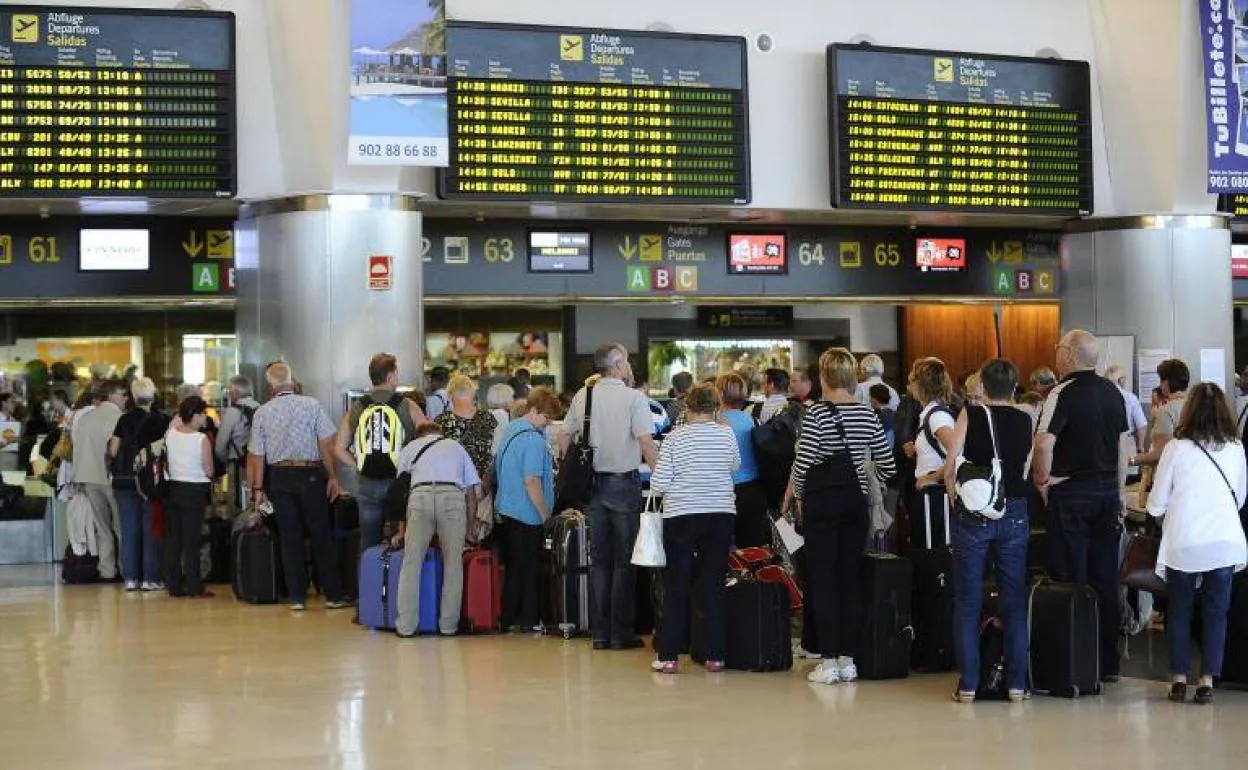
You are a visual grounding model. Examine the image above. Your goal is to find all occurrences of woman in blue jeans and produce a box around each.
[108,377,170,592]
[942,359,1035,703]
[1147,382,1248,704]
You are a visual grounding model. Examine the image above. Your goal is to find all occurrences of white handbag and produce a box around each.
[954,404,1005,519]
[631,493,667,568]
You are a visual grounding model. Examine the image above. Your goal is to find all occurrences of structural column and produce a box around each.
[1061,215,1232,394]
[235,194,424,416]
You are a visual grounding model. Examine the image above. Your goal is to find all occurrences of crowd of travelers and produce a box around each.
[5,328,1248,705]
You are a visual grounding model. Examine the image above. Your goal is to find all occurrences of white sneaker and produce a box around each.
[140,582,159,592]
[124,580,139,592]
[838,658,859,683]
[807,661,841,685]
[792,642,821,660]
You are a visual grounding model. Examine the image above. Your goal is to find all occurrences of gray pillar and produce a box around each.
[236,194,424,418]
[1061,215,1232,395]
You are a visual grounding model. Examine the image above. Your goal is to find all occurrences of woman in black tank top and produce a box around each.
[942,359,1034,704]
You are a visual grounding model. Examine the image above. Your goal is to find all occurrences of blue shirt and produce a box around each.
[249,393,336,463]
[722,409,759,485]
[494,418,553,526]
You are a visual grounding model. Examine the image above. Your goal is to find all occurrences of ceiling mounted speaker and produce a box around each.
[1035,47,1063,60]
[176,0,213,10]
[755,33,774,53]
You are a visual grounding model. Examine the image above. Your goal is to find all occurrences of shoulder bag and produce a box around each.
[802,403,862,502]
[955,405,1005,519]
[555,385,596,512]
[383,437,446,523]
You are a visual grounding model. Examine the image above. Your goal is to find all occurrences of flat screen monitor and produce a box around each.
[79,229,151,272]
[728,233,787,275]
[527,231,592,273]
[916,237,966,273]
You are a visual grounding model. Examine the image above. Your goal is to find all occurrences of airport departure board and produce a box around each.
[828,44,1093,215]
[0,6,235,198]
[439,22,750,204]
[1222,195,1248,218]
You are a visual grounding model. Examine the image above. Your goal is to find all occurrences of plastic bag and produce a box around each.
[631,494,666,568]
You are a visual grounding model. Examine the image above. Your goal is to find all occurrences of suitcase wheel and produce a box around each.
[1066,686,1079,698]
[558,623,575,640]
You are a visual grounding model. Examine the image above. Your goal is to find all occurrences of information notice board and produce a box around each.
[0,5,236,198]
[827,44,1093,215]
[439,22,750,204]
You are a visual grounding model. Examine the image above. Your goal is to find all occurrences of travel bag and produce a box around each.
[910,486,952,551]
[358,545,443,632]
[204,516,233,584]
[1222,570,1248,683]
[1028,579,1102,697]
[61,544,100,584]
[910,546,956,672]
[332,496,360,531]
[232,525,281,604]
[976,587,1008,700]
[541,510,591,639]
[461,547,502,633]
[858,551,914,680]
[691,575,792,672]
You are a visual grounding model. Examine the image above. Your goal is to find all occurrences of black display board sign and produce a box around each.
[439,22,750,204]
[827,44,1093,215]
[1221,194,1248,219]
[0,217,236,298]
[0,5,236,198]
[697,306,794,330]
[422,220,1060,299]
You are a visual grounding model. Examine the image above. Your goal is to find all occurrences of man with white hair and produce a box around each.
[108,377,171,591]
[1033,329,1129,683]
[559,342,658,650]
[855,353,900,410]
[248,361,352,612]
[216,375,261,512]
[1103,365,1148,453]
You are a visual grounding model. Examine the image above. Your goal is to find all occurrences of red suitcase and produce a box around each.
[461,548,502,633]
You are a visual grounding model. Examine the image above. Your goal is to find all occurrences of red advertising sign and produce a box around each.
[728,234,787,275]
[1233,245,1248,279]
[368,255,393,290]
[916,237,967,273]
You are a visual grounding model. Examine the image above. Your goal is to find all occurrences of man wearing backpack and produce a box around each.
[425,366,451,422]
[336,353,427,549]
[216,375,260,514]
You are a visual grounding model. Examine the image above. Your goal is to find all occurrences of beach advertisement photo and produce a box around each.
[349,0,448,166]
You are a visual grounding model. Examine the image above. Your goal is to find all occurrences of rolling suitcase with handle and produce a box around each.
[542,510,591,639]
[359,546,443,632]
[692,575,792,672]
[859,552,914,680]
[1028,579,1102,697]
[461,547,502,633]
[232,526,280,604]
[911,546,955,672]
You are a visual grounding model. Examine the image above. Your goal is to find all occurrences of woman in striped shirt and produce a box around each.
[648,383,741,674]
[790,348,896,685]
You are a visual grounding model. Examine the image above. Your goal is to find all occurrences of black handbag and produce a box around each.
[555,385,596,512]
[802,403,862,501]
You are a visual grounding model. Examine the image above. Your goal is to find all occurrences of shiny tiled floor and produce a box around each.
[3,566,1248,770]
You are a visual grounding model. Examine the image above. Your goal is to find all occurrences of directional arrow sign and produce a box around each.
[182,230,204,259]
[986,242,1004,264]
[617,235,637,261]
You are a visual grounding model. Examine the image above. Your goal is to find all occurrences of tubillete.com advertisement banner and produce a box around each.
[1199,0,1248,192]
[348,0,448,165]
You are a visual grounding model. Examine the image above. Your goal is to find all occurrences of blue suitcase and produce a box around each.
[358,545,443,632]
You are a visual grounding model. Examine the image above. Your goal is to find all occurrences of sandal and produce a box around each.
[1194,686,1214,705]
[1168,682,1188,703]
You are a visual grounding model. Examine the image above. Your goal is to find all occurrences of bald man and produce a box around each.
[1033,329,1129,683]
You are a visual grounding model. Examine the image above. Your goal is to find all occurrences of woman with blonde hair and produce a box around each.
[434,374,498,541]
[789,348,895,685]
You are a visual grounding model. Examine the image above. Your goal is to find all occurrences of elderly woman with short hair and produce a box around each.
[107,377,171,592]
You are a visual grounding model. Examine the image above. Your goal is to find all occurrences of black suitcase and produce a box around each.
[336,528,362,601]
[976,587,1009,700]
[233,526,281,604]
[692,577,792,672]
[1220,570,1248,683]
[859,552,914,680]
[541,511,591,638]
[1028,579,1102,697]
[204,517,233,584]
[332,496,360,531]
[911,547,955,672]
[910,487,952,551]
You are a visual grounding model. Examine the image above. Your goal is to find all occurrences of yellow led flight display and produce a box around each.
[439,22,750,204]
[828,44,1093,215]
[0,6,235,198]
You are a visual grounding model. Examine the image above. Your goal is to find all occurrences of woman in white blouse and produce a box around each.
[1148,382,1248,705]
[164,396,215,599]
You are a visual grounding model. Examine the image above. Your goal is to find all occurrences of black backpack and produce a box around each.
[752,402,800,459]
[135,438,169,502]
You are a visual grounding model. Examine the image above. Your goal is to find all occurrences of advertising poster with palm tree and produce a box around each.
[349,0,448,166]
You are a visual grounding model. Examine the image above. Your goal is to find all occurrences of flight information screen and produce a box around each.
[439,22,750,203]
[828,44,1093,215]
[1222,195,1248,218]
[0,6,235,198]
